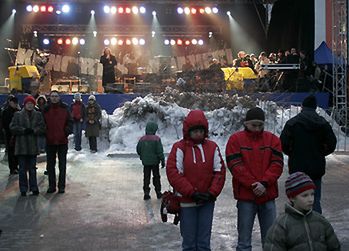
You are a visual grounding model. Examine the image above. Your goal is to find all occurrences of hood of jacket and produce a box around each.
[145,121,158,135]
[291,108,328,131]
[36,95,47,103]
[182,110,208,140]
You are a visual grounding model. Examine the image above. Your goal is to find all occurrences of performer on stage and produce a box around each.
[100,48,117,90]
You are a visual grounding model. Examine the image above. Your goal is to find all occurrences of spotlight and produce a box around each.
[56,10,61,15]
[199,8,205,14]
[33,31,38,37]
[118,39,124,45]
[164,39,170,45]
[79,38,85,45]
[205,7,212,14]
[212,7,218,14]
[227,11,231,16]
[198,39,204,45]
[191,39,198,45]
[139,6,146,14]
[104,39,110,46]
[125,7,131,14]
[209,31,213,38]
[139,39,145,45]
[177,39,183,45]
[40,5,46,12]
[132,38,139,45]
[132,6,139,14]
[177,7,183,14]
[12,9,16,14]
[185,40,191,46]
[191,8,197,14]
[184,7,190,15]
[170,39,176,46]
[43,38,50,45]
[104,6,110,14]
[91,10,95,15]
[57,38,63,45]
[48,6,54,13]
[72,37,79,45]
[93,31,97,37]
[111,37,117,45]
[126,39,132,45]
[26,5,33,12]
[62,4,70,13]
[65,38,71,45]
[151,31,156,37]
[152,11,156,16]
[33,5,39,12]
[118,7,124,14]
[111,6,117,14]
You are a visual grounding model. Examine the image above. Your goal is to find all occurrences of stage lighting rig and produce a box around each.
[177,6,218,15]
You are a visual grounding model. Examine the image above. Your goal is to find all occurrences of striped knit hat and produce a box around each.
[285,172,316,198]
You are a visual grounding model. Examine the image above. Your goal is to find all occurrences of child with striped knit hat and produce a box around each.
[264,172,340,251]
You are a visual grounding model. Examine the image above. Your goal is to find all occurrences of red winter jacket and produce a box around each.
[225,130,283,204]
[166,110,226,203]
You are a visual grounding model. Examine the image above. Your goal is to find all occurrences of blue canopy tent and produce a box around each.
[314,41,339,65]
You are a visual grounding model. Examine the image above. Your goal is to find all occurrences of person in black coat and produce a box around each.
[100,47,117,91]
[280,95,337,214]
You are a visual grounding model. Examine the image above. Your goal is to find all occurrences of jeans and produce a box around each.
[37,135,46,152]
[73,121,83,151]
[313,179,322,214]
[88,136,97,151]
[236,200,276,251]
[180,202,215,251]
[143,165,161,195]
[46,144,68,191]
[18,155,38,193]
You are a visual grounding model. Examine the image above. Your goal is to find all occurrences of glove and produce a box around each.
[191,192,210,203]
[203,192,216,202]
[24,128,34,134]
[161,161,165,169]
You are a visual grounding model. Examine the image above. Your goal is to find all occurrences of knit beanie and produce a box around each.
[74,93,82,100]
[8,95,18,103]
[302,95,317,109]
[245,107,265,122]
[285,172,316,198]
[24,95,36,106]
[88,95,96,101]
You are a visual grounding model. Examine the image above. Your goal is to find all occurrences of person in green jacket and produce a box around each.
[264,172,341,251]
[136,121,165,200]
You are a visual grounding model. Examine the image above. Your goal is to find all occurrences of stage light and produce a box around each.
[111,6,117,14]
[72,37,79,45]
[12,9,16,14]
[111,37,117,45]
[126,39,132,45]
[170,39,176,46]
[185,40,190,46]
[139,39,145,45]
[151,31,155,38]
[118,7,124,14]
[184,7,190,15]
[33,5,39,13]
[62,4,70,13]
[152,11,156,16]
[198,39,204,45]
[104,6,110,14]
[227,11,231,16]
[140,7,146,14]
[43,38,50,45]
[205,7,212,14]
[79,39,85,45]
[164,39,170,45]
[56,10,61,15]
[209,31,213,38]
[93,31,97,37]
[33,31,38,37]
[177,39,183,45]
[40,5,46,12]
[57,38,63,45]
[125,7,131,14]
[199,8,205,14]
[91,10,95,15]
[104,39,110,46]
[212,7,218,14]
[118,39,124,45]
[191,39,197,45]
[132,38,139,45]
[26,5,33,12]
[191,8,197,14]
[177,7,183,14]
[48,6,54,13]
[65,38,71,45]
[132,6,139,14]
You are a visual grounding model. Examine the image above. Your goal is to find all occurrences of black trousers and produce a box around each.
[88,137,97,151]
[5,135,18,173]
[143,165,161,195]
[46,144,68,190]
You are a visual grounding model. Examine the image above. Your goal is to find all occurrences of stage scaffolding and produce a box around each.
[332,0,348,126]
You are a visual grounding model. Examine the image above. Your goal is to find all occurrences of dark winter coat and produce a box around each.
[100,55,117,85]
[280,108,337,180]
[225,129,283,204]
[70,100,86,122]
[264,203,341,251]
[136,122,165,166]
[43,102,73,145]
[2,105,20,139]
[10,109,46,155]
[85,101,101,137]
[166,110,226,203]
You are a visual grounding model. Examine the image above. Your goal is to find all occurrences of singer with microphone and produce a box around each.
[100,47,117,92]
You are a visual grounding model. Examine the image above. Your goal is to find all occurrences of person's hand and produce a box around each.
[252,182,266,197]
[191,192,207,203]
[80,118,83,123]
[24,128,34,134]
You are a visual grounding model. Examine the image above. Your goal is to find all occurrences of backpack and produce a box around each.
[160,190,180,225]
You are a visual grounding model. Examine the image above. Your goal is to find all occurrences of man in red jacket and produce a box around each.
[43,91,73,194]
[225,107,283,251]
[166,110,226,251]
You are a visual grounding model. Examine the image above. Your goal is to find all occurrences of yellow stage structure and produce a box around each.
[221,67,257,91]
[8,65,40,92]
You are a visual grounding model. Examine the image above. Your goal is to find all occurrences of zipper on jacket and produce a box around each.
[303,217,313,251]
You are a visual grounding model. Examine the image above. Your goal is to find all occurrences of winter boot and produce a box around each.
[144,194,151,200]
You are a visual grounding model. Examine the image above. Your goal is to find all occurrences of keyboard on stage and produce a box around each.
[260,64,300,70]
